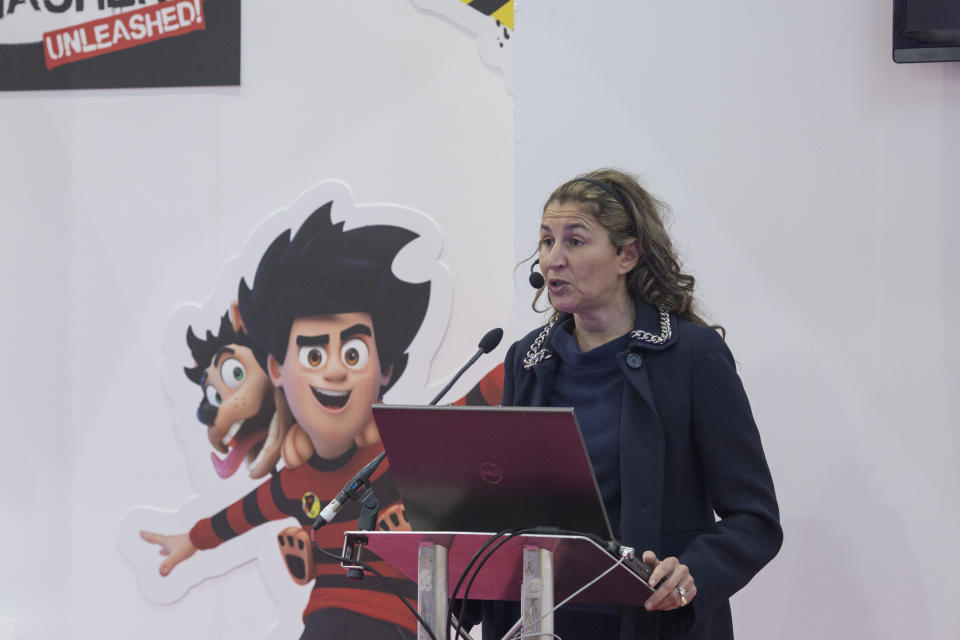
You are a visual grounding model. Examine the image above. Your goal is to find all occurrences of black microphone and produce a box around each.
[428,327,503,405]
[313,451,387,530]
[529,259,545,289]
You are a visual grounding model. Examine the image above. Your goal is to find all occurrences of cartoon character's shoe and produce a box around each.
[277,526,315,585]
[376,503,411,532]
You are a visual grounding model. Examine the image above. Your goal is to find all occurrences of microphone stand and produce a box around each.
[429,350,485,405]
[346,485,381,580]
[313,451,387,579]
[429,327,503,405]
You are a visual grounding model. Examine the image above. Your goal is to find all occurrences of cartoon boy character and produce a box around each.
[184,312,291,479]
[141,202,430,639]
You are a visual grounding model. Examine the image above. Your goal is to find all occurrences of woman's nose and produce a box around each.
[543,245,565,269]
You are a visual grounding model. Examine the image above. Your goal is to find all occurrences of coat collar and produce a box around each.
[522,299,678,409]
[523,299,678,371]
[627,300,678,352]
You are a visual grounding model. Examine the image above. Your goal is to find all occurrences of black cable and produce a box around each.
[454,531,532,640]
[460,532,521,603]
[456,528,587,638]
[450,526,646,640]
[523,526,654,582]
[447,528,542,640]
[447,529,516,607]
[445,529,519,640]
[319,527,623,640]
[315,546,439,640]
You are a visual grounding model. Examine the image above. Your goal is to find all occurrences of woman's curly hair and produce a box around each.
[533,168,722,334]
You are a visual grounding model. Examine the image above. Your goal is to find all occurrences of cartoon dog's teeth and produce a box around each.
[250,414,282,468]
[221,420,243,446]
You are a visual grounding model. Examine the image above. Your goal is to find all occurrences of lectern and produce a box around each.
[344,406,657,640]
[343,530,653,639]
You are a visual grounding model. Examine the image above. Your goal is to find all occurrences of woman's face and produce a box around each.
[538,201,636,317]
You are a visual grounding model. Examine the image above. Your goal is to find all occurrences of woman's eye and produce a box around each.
[204,385,222,407]
[298,345,327,369]
[340,338,370,369]
[220,358,246,389]
[569,237,584,247]
[541,238,554,248]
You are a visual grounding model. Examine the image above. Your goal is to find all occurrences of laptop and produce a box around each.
[361,404,655,605]
[371,405,614,540]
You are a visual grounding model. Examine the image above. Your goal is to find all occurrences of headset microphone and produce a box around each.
[528,259,545,289]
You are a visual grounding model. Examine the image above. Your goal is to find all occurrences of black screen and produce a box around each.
[894,0,960,62]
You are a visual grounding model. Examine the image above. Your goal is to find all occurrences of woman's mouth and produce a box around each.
[311,387,351,410]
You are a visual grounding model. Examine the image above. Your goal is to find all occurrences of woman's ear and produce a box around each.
[618,240,640,273]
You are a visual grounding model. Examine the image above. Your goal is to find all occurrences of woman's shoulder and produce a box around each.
[674,315,724,343]
[670,314,735,365]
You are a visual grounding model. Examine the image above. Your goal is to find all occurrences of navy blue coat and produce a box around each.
[484,300,782,640]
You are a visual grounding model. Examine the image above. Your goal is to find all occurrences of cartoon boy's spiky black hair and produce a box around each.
[237,201,430,395]
[184,312,261,386]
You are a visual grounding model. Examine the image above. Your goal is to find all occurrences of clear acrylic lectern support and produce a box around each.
[344,532,654,640]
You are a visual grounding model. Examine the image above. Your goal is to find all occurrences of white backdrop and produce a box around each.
[515,1,959,639]
[2,0,959,639]
[0,1,513,639]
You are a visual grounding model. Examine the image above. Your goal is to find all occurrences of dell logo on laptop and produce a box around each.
[479,462,503,485]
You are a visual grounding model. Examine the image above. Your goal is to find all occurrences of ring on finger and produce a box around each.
[676,585,688,607]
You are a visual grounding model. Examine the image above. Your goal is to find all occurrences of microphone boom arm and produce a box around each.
[428,327,503,405]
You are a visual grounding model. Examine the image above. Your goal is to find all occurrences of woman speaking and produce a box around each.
[485,169,782,640]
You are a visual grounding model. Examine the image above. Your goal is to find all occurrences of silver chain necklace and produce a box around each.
[522,317,557,369]
[630,308,672,345]
[522,308,671,369]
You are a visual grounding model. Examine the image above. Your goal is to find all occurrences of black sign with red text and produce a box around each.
[0,0,239,91]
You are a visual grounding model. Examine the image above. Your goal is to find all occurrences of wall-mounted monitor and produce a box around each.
[893,0,960,62]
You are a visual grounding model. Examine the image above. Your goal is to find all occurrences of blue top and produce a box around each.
[548,319,630,636]
[549,319,627,538]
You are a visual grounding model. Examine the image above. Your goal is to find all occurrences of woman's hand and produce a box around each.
[642,550,697,611]
[139,530,198,577]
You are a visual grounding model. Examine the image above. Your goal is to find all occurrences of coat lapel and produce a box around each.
[529,356,557,406]
[617,352,665,640]
[618,351,665,553]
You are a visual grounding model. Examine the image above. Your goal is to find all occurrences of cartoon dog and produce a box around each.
[184,312,291,480]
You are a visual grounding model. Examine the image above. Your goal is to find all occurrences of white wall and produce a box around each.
[0,1,514,638]
[516,1,959,639]
[0,103,72,640]
[4,1,958,639]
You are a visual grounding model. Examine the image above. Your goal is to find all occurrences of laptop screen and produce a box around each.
[371,405,614,540]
